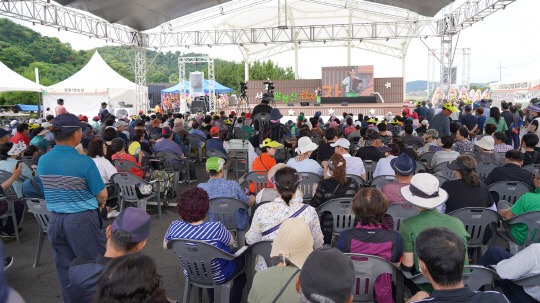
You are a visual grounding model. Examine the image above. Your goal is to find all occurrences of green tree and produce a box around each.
[169,73,179,83]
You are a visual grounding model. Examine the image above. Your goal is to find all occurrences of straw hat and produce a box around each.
[267,163,287,183]
[270,218,314,269]
[400,173,448,209]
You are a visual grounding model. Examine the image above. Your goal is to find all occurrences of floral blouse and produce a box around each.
[246,196,324,270]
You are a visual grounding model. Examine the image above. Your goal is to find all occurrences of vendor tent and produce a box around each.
[0,61,44,93]
[161,80,233,94]
[43,51,138,118]
[14,104,39,112]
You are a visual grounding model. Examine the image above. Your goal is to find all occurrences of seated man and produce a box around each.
[296,248,355,303]
[479,244,540,303]
[154,126,196,182]
[328,138,366,180]
[0,164,23,240]
[399,173,470,293]
[417,129,439,154]
[522,133,540,166]
[485,149,534,188]
[381,153,416,204]
[408,227,509,303]
[248,218,313,303]
[68,207,150,303]
[198,157,254,231]
[110,138,145,179]
[402,124,423,148]
[498,168,540,246]
[355,129,384,162]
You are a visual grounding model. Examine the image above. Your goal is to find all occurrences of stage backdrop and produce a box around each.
[246,79,321,105]
[321,66,375,98]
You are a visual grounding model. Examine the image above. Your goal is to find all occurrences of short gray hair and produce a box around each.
[298,288,337,303]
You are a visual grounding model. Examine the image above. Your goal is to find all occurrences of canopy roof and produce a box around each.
[52,0,452,32]
[46,51,136,93]
[0,61,44,93]
[162,80,233,94]
[15,104,39,112]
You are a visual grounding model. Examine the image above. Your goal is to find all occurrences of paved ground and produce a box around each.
[3,161,214,303]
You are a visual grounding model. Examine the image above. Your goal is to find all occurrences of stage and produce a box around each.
[219,101,407,118]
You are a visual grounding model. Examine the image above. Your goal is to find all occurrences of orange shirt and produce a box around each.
[250,153,276,193]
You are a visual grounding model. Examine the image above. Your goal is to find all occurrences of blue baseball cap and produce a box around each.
[52,113,87,134]
[111,207,151,242]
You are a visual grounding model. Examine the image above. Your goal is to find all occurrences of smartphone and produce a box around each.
[16,161,22,169]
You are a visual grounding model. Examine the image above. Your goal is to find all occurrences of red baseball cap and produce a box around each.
[245,113,251,119]
[210,127,220,134]
[231,111,236,116]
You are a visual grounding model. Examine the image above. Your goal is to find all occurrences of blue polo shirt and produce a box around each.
[37,145,105,213]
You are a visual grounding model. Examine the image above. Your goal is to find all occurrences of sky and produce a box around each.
[7,0,540,84]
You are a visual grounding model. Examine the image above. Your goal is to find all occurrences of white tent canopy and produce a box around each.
[43,51,137,118]
[0,60,44,93]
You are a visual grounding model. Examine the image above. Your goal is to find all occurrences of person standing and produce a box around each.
[98,102,109,122]
[55,98,68,116]
[37,113,107,302]
[430,103,459,137]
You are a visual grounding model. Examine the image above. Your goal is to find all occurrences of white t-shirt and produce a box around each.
[373,156,397,178]
[326,154,366,177]
[92,156,117,183]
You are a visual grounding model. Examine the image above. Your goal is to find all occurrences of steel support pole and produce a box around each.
[244,59,250,82]
[294,44,299,79]
[439,35,453,102]
[402,54,406,101]
[134,48,147,113]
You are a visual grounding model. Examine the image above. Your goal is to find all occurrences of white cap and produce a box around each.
[330,138,351,149]
[116,120,128,127]
[35,119,43,125]
[353,121,362,127]
[41,122,52,129]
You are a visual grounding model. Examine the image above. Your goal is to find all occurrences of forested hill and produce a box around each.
[0,18,294,104]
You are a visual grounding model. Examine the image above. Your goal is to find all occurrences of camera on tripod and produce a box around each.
[263,81,274,95]
[238,82,248,98]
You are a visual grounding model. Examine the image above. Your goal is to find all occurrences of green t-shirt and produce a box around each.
[248,266,300,303]
[400,208,471,292]
[484,117,508,133]
[510,188,540,245]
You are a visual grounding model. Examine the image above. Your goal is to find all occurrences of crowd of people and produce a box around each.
[0,95,540,303]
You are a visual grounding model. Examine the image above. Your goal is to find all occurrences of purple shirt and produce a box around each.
[154,139,183,164]
[381,182,409,204]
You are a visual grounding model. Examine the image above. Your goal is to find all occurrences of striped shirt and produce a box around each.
[164,221,234,284]
[37,145,105,213]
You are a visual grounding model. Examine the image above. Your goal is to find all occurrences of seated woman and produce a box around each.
[163,187,246,303]
[102,127,118,163]
[249,138,282,194]
[335,187,402,303]
[286,137,323,176]
[311,153,359,244]
[110,138,146,179]
[247,166,323,270]
[430,135,459,167]
[87,140,120,219]
[440,156,496,213]
[452,127,475,153]
[474,135,505,166]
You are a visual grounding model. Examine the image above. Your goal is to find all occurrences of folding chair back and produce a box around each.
[344,253,404,303]
[0,170,17,199]
[169,239,241,299]
[501,211,540,252]
[385,203,419,231]
[434,175,450,187]
[370,175,398,190]
[448,208,501,257]
[113,158,140,174]
[245,171,268,194]
[317,198,355,236]
[522,164,537,175]
[475,162,499,179]
[208,197,249,246]
[462,265,499,291]
[206,149,228,159]
[488,181,533,205]
[24,198,50,267]
[419,152,435,164]
[298,172,322,202]
[415,161,428,174]
[187,133,205,162]
[433,162,457,180]
[111,172,139,203]
[253,113,270,134]
[363,160,378,182]
[246,240,273,290]
[347,174,366,188]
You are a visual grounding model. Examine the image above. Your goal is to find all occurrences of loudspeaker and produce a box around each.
[288,103,294,107]
[301,102,309,107]
[190,72,204,97]
[314,103,320,106]
[342,102,348,106]
[191,96,207,113]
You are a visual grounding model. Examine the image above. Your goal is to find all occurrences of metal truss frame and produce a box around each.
[178,57,216,113]
[427,47,471,100]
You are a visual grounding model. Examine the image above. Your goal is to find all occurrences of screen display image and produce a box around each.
[321,66,375,98]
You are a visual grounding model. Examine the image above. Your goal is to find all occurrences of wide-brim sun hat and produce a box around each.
[296,137,318,154]
[270,218,313,269]
[37,129,49,136]
[475,136,495,151]
[267,163,288,182]
[400,173,448,209]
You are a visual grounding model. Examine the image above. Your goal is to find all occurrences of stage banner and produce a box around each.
[322,66,375,98]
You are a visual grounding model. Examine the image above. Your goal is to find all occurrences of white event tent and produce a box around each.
[43,51,137,118]
[0,60,44,93]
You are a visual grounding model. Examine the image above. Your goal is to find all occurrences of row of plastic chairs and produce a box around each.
[169,235,540,303]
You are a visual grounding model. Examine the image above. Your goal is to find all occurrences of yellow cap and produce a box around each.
[260,138,283,148]
[443,103,459,113]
